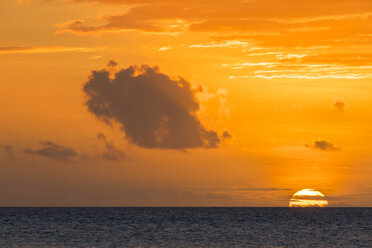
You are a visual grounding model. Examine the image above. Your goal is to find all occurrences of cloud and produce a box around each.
[224,56,372,80]
[305,138,340,151]
[24,135,126,163]
[107,60,118,67]
[25,141,78,162]
[96,133,126,161]
[204,186,292,192]
[56,16,165,35]
[197,87,231,120]
[55,0,372,49]
[333,99,346,112]
[158,46,172,51]
[0,145,15,160]
[221,131,232,140]
[83,63,220,149]
[0,46,105,55]
[189,40,249,48]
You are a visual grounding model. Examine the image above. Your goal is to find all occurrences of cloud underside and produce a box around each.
[57,1,372,46]
[96,133,126,161]
[83,64,220,149]
[25,141,78,162]
[24,136,126,162]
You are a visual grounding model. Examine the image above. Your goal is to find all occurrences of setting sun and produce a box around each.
[289,189,329,207]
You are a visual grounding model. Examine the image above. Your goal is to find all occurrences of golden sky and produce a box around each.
[1,0,372,206]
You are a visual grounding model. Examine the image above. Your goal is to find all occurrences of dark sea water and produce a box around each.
[0,207,371,247]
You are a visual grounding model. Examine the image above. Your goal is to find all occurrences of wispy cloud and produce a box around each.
[25,141,78,162]
[224,53,372,80]
[53,0,372,51]
[189,40,249,48]
[96,133,126,161]
[0,46,105,55]
[253,74,365,80]
[157,46,172,51]
[203,186,292,192]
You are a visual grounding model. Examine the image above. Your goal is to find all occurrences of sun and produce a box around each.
[289,189,328,207]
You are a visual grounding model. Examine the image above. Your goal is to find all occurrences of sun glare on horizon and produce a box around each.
[289,189,328,207]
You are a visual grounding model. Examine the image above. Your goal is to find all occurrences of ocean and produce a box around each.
[0,207,371,247]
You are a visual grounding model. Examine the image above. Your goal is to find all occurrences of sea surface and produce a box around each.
[0,207,371,247]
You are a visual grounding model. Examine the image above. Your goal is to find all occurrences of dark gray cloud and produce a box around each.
[221,130,232,140]
[107,60,118,67]
[24,135,126,163]
[97,133,126,161]
[333,99,346,112]
[83,63,220,149]
[25,141,78,162]
[0,145,15,160]
[305,139,339,151]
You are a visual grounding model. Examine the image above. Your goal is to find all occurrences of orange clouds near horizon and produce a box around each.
[1,0,372,206]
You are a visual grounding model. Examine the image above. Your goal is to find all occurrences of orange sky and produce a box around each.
[1,0,372,206]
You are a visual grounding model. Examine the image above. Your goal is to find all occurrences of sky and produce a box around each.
[1,0,372,206]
